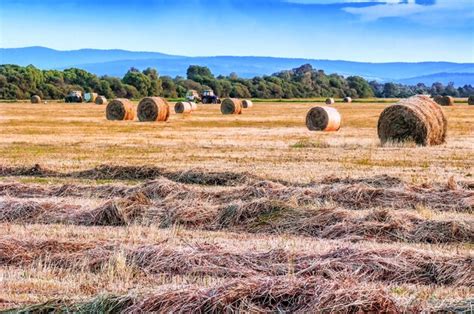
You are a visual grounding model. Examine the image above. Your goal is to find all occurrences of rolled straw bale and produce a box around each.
[343,97,352,103]
[90,93,98,103]
[137,97,170,122]
[325,98,335,105]
[433,95,454,106]
[95,96,107,105]
[468,96,474,106]
[305,106,341,131]
[189,102,198,111]
[31,95,41,104]
[221,98,243,115]
[84,92,98,103]
[174,101,192,114]
[377,95,447,146]
[106,99,136,121]
[242,99,253,108]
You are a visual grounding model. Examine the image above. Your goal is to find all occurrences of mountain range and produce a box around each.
[1,47,473,86]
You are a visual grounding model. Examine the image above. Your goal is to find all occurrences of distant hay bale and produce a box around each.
[377,95,447,146]
[433,95,454,106]
[221,98,243,115]
[242,99,253,108]
[85,93,98,103]
[343,97,352,103]
[174,101,193,114]
[468,96,474,106]
[189,102,198,111]
[325,98,335,105]
[137,97,170,122]
[106,99,136,121]
[306,106,341,132]
[31,95,41,104]
[95,96,107,105]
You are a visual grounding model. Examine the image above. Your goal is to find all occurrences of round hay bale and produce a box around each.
[90,93,98,103]
[377,95,447,146]
[305,106,341,132]
[95,96,107,105]
[433,95,454,106]
[189,102,198,111]
[343,97,352,103]
[468,95,474,106]
[31,95,41,104]
[221,98,243,115]
[242,99,253,108]
[174,101,192,114]
[106,99,136,121]
[137,97,170,122]
[325,98,335,105]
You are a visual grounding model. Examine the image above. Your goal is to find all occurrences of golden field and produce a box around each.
[0,100,472,312]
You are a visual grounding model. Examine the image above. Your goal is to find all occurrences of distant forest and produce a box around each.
[1,63,473,100]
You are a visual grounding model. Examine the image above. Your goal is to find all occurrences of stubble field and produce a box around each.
[0,101,472,312]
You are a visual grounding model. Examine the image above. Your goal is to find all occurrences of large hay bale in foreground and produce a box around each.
[378,95,447,146]
[325,98,335,105]
[343,97,352,103]
[95,96,107,105]
[31,95,41,104]
[221,98,243,115]
[189,102,198,111]
[174,101,192,114]
[306,106,341,131]
[468,96,474,106]
[242,99,253,108]
[106,99,136,121]
[137,97,170,122]
[433,95,454,106]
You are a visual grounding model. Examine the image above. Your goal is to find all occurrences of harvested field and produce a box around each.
[0,100,473,311]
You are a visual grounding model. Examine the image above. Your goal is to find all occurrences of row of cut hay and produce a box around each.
[174,101,197,114]
[1,196,472,243]
[1,171,471,212]
[0,238,471,286]
[0,164,254,185]
[12,275,464,313]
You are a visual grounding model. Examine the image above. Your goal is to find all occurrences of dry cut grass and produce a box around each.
[0,101,472,312]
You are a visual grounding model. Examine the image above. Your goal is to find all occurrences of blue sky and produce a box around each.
[1,0,473,62]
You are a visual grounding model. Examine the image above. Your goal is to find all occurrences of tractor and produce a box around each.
[65,91,83,103]
[201,90,221,104]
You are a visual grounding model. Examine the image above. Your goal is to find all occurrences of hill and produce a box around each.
[1,47,473,86]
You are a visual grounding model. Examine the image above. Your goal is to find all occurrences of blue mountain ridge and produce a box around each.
[1,47,473,86]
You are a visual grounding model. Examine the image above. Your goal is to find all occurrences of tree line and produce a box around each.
[1,63,472,100]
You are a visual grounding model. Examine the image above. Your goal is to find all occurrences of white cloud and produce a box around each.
[343,0,474,23]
